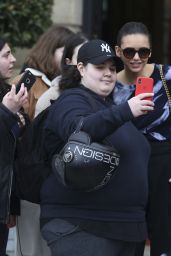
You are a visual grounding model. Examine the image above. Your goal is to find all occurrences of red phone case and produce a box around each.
[135,77,154,100]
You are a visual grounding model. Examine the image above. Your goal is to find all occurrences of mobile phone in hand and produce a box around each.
[15,70,36,93]
[135,77,154,100]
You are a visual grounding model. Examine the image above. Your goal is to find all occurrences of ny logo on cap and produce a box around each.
[101,43,111,53]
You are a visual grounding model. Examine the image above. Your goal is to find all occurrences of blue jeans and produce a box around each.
[0,223,9,256]
[41,218,140,256]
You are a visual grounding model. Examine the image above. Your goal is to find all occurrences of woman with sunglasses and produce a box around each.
[113,21,171,256]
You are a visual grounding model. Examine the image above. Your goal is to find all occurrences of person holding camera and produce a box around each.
[113,21,171,256]
[40,39,154,256]
[0,36,28,256]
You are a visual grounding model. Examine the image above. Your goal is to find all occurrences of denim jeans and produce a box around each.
[41,218,140,256]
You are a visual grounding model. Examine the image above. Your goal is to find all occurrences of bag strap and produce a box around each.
[75,118,84,133]
[159,64,171,111]
[77,89,112,146]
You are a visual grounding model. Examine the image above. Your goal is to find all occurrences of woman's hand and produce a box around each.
[6,215,16,228]
[128,93,154,117]
[2,84,28,113]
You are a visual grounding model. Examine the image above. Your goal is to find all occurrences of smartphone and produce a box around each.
[135,77,154,100]
[15,70,36,93]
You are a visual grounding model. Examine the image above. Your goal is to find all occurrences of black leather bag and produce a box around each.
[52,130,120,192]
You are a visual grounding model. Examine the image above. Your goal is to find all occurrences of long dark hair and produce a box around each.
[116,22,151,47]
[0,37,11,101]
[24,25,74,80]
[59,33,88,92]
[0,37,7,51]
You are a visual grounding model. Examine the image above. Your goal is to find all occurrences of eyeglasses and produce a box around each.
[121,47,151,59]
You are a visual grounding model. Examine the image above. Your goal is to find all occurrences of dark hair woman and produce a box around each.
[114,21,171,256]
[40,39,154,256]
[0,36,28,256]
[34,32,87,116]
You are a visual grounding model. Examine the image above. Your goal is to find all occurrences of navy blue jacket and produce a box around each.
[41,86,150,224]
[0,103,19,223]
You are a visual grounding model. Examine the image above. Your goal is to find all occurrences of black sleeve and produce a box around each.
[10,193,20,215]
[44,89,134,159]
[46,90,133,142]
[10,176,20,215]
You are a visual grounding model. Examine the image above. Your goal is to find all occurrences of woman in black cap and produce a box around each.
[40,39,154,256]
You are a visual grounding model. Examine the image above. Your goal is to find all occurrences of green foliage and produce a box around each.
[0,0,53,48]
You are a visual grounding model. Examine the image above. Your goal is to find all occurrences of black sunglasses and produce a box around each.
[121,47,151,59]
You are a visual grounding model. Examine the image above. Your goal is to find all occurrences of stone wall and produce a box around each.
[52,0,83,31]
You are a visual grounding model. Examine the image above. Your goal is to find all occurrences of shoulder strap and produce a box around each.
[159,64,171,111]
[78,89,112,146]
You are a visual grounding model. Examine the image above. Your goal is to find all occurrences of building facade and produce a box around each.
[15,0,171,68]
[51,0,171,64]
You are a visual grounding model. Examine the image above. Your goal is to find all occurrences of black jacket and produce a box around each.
[41,86,150,226]
[0,103,19,223]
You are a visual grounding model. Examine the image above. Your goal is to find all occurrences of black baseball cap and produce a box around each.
[77,39,117,65]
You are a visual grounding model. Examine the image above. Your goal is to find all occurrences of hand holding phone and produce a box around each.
[135,77,154,100]
[15,70,36,94]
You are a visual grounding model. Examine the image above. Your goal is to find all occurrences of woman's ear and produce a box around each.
[115,46,122,58]
[77,62,84,76]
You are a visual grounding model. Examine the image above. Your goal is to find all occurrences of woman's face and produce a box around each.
[115,34,151,74]
[78,60,116,97]
[0,43,16,79]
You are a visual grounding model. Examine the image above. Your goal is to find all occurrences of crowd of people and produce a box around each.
[0,21,171,256]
